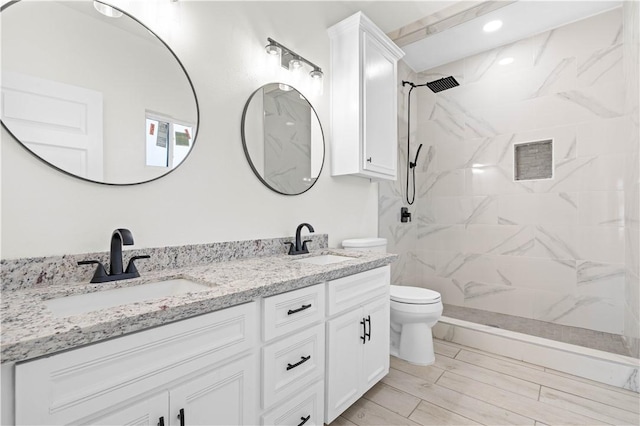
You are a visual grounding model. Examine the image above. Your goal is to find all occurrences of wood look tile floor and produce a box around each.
[328,339,640,426]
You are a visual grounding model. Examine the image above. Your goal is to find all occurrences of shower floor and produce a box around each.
[442,304,636,358]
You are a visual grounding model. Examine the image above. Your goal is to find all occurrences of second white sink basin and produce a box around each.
[45,278,211,317]
[292,254,353,265]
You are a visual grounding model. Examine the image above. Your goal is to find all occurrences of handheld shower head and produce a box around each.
[409,144,423,169]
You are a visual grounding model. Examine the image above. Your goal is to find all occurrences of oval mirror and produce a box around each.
[0,0,199,185]
[242,83,324,195]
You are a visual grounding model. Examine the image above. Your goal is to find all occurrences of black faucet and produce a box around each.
[78,228,149,283]
[285,223,315,255]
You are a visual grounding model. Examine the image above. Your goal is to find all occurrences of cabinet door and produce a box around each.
[361,297,390,393]
[362,31,397,178]
[324,309,364,424]
[169,353,257,426]
[86,392,168,426]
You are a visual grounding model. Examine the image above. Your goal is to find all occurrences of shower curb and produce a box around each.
[434,316,639,393]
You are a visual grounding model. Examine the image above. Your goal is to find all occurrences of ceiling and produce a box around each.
[390,0,622,72]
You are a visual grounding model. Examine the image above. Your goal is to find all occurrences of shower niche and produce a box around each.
[514,139,554,181]
[327,12,404,181]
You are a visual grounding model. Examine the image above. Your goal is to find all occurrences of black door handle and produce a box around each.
[367,157,372,163]
[360,318,366,343]
[365,315,371,341]
[157,416,165,426]
[298,415,311,426]
[177,408,185,426]
[288,304,312,315]
[287,355,311,371]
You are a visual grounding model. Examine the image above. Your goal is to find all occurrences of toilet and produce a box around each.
[342,238,443,366]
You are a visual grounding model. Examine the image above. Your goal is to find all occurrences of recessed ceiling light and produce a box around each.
[483,20,503,33]
[499,57,514,65]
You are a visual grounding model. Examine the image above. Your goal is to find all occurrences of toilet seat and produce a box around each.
[390,285,441,304]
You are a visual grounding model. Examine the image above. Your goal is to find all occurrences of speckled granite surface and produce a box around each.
[0,234,328,291]
[1,248,396,363]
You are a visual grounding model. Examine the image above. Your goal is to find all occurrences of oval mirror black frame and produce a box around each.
[0,0,200,186]
[241,83,325,196]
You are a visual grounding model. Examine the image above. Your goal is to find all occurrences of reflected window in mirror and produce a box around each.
[145,113,194,168]
[242,83,325,196]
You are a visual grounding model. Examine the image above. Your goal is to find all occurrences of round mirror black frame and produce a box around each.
[0,0,200,186]
[241,83,325,196]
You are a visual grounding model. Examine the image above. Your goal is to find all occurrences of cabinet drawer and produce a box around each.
[263,283,324,341]
[15,302,257,425]
[261,380,324,426]
[262,323,325,409]
[327,266,389,316]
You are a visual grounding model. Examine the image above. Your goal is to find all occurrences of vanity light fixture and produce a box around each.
[93,1,123,18]
[483,20,503,33]
[265,37,323,81]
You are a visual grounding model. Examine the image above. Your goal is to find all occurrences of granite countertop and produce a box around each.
[1,249,396,364]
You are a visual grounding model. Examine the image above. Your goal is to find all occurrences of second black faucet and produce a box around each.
[286,223,315,255]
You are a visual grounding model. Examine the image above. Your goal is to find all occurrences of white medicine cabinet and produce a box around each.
[328,12,405,181]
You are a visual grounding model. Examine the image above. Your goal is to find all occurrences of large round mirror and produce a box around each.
[0,0,199,185]
[242,83,324,195]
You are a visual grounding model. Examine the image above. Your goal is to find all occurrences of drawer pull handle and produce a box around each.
[360,318,366,344]
[177,408,185,426]
[365,315,371,341]
[367,157,372,163]
[298,415,311,426]
[158,416,165,426]
[287,355,311,371]
[288,304,312,315]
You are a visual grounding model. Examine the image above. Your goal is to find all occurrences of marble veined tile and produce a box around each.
[432,195,498,226]
[532,8,622,67]
[576,225,625,264]
[464,37,534,85]
[463,225,535,257]
[577,191,624,226]
[533,294,623,334]
[576,260,625,301]
[577,116,633,156]
[533,225,579,261]
[497,193,577,226]
[419,169,465,198]
[577,43,623,87]
[579,154,627,191]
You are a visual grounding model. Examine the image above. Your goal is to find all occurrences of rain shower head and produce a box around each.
[426,76,460,93]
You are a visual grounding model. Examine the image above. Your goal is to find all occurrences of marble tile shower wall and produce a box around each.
[623,0,640,357]
[379,61,419,287]
[406,8,634,335]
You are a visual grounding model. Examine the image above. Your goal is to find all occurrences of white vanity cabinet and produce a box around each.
[15,302,258,426]
[328,12,404,181]
[324,266,391,423]
[260,283,325,425]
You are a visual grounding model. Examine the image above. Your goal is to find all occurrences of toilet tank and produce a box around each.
[341,237,387,253]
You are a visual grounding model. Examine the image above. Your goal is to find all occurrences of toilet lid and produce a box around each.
[390,285,441,304]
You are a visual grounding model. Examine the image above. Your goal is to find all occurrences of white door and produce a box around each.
[169,354,257,426]
[362,31,397,178]
[361,297,390,392]
[1,71,104,180]
[324,308,364,424]
[85,392,168,426]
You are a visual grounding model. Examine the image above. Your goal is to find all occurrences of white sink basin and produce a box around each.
[292,254,353,265]
[44,278,211,317]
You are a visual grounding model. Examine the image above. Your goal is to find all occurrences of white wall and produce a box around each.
[0,1,381,259]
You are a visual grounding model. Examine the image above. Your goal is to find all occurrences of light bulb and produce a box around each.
[265,43,280,56]
[309,69,323,80]
[289,58,303,69]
